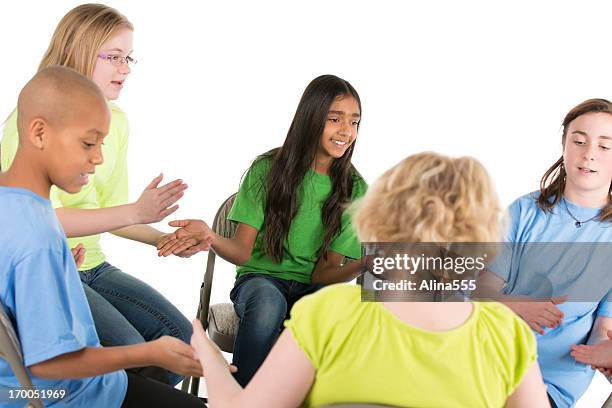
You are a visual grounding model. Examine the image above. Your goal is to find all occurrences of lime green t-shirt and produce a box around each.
[285,285,537,408]
[1,103,129,271]
[227,156,367,284]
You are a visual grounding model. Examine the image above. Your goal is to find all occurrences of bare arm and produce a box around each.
[191,321,314,408]
[157,220,257,265]
[505,362,550,408]
[473,270,565,335]
[210,223,258,265]
[56,174,186,238]
[29,336,202,380]
[57,205,138,238]
[111,224,166,247]
[310,251,363,284]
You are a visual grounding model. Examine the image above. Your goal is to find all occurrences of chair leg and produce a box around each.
[190,376,201,396]
[181,376,190,392]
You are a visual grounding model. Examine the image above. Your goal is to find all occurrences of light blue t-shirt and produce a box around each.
[488,192,612,408]
[0,187,127,407]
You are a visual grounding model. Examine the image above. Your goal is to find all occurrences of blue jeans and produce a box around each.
[80,262,192,386]
[230,273,324,386]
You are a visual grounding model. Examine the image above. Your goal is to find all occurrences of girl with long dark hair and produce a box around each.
[159,74,368,386]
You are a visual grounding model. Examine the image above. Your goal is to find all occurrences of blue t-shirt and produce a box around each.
[488,192,612,408]
[0,187,127,407]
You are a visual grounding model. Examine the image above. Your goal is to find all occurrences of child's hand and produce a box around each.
[571,330,612,369]
[133,174,188,224]
[506,297,566,335]
[71,243,86,269]
[149,336,203,377]
[190,319,237,376]
[157,219,214,257]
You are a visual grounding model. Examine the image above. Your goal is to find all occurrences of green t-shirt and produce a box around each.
[1,103,129,270]
[227,156,367,284]
[285,285,538,408]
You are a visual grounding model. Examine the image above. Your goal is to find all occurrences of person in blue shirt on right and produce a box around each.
[480,98,612,407]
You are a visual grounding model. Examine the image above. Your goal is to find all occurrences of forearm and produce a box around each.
[311,258,363,284]
[212,235,253,266]
[200,354,243,408]
[112,224,165,246]
[29,343,155,379]
[57,205,138,238]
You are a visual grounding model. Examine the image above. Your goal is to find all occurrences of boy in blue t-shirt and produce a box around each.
[0,67,205,407]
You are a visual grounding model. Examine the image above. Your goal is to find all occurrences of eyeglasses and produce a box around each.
[98,53,137,67]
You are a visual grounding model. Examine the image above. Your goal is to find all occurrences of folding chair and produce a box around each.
[182,193,240,396]
[0,303,43,408]
[603,391,612,408]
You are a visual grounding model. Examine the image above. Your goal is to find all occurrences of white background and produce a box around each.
[1,0,611,404]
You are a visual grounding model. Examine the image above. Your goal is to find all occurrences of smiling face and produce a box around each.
[316,94,360,165]
[45,96,110,193]
[91,28,133,100]
[563,112,612,203]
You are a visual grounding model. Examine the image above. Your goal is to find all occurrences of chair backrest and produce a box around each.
[0,303,43,408]
[197,193,238,327]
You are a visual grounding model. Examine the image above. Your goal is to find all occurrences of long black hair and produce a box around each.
[259,74,362,262]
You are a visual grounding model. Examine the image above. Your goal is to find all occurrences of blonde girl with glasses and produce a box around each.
[1,3,198,386]
[188,153,550,408]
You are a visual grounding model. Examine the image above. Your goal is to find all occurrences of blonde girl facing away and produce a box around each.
[0,4,198,385]
[189,152,550,408]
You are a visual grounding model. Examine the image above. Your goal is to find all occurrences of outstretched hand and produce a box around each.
[134,173,188,224]
[571,330,612,374]
[157,219,214,257]
[191,319,237,376]
[505,296,566,335]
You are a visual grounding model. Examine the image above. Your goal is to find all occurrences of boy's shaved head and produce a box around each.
[17,66,107,141]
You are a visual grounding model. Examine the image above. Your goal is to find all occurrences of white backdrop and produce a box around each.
[1,0,611,404]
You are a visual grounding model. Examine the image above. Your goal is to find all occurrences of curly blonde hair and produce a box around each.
[353,152,502,243]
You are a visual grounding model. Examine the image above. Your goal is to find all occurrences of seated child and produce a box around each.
[0,66,208,407]
[189,152,550,407]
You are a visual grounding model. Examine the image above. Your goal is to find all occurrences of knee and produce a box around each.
[240,284,288,325]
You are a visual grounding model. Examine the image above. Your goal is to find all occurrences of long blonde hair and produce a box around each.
[38,3,132,78]
[353,152,502,243]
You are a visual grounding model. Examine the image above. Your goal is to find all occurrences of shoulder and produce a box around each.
[476,302,536,352]
[0,189,64,255]
[509,191,540,212]
[351,168,368,199]
[107,102,129,143]
[292,284,361,320]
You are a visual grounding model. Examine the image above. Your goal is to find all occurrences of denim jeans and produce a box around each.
[230,273,324,386]
[80,262,192,386]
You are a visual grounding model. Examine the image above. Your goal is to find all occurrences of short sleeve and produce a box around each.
[329,177,367,259]
[12,249,93,366]
[503,310,538,396]
[284,293,321,368]
[1,109,19,172]
[227,159,268,230]
[486,199,521,283]
[596,290,612,316]
[99,112,129,207]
